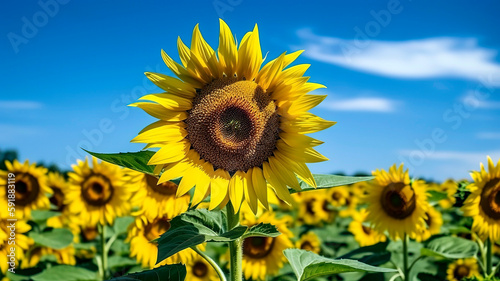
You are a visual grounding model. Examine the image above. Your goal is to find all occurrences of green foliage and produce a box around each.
[284,249,397,281]
[84,150,156,175]
[421,236,478,259]
[294,174,373,193]
[30,210,61,222]
[427,190,448,202]
[241,223,281,239]
[108,264,186,281]
[339,241,392,266]
[30,228,74,250]
[30,265,97,281]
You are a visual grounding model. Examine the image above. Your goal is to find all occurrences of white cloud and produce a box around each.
[296,29,500,86]
[0,100,43,110]
[400,149,500,165]
[477,132,500,140]
[320,97,398,112]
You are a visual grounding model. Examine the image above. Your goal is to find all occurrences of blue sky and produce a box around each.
[1,0,499,181]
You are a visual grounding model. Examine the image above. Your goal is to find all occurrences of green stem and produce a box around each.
[403,233,409,280]
[226,203,242,281]
[191,246,227,281]
[99,223,108,280]
[486,238,493,276]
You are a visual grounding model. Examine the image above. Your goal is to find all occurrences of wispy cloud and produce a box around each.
[460,91,500,109]
[0,100,43,110]
[320,97,399,112]
[477,132,500,140]
[296,29,500,85]
[400,149,500,165]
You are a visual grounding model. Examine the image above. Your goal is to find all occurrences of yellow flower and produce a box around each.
[348,209,386,247]
[46,172,73,228]
[127,215,196,268]
[128,171,190,220]
[241,211,293,280]
[185,256,219,281]
[0,160,52,219]
[22,245,76,268]
[65,157,134,226]
[296,232,321,254]
[298,190,335,225]
[446,258,480,281]
[462,157,500,241]
[364,164,429,240]
[131,19,334,215]
[327,186,350,207]
[0,218,32,274]
[412,205,443,242]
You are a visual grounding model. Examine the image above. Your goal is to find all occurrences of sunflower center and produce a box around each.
[145,175,177,195]
[186,78,280,173]
[453,265,470,279]
[82,226,98,241]
[380,182,416,219]
[145,217,171,241]
[362,225,372,235]
[81,174,114,206]
[192,261,208,277]
[479,178,500,220]
[50,187,65,212]
[300,241,314,251]
[306,200,315,215]
[243,236,275,259]
[332,191,342,201]
[12,173,40,206]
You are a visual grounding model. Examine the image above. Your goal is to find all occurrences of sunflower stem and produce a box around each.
[403,233,409,280]
[98,223,109,280]
[486,238,493,276]
[226,203,243,281]
[191,246,227,281]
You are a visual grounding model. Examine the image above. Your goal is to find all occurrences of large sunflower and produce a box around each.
[131,20,334,214]
[240,211,293,280]
[0,218,32,274]
[446,258,480,281]
[128,171,190,220]
[462,157,500,241]
[185,256,219,281]
[364,164,428,240]
[65,157,134,226]
[0,160,52,219]
[127,215,196,268]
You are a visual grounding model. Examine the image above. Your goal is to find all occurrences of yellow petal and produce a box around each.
[276,140,329,163]
[191,24,221,79]
[256,52,286,90]
[262,161,293,204]
[129,102,188,121]
[148,140,190,165]
[158,160,191,184]
[280,94,327,117]
[177,37,212,83]
[268,156,301,191]
[229,171,245,213]
[191,162,213,206]
[237,24,262,81]
[280,132,324,148]
[209,169,230,210]
[274,151,316,188]
[280,112,336,134]
[218,19,238,77]
[161,49,204,88]
[250,167,269,209]
[243,170,258,214]
[139,93,192,111]
[144,72,196,98]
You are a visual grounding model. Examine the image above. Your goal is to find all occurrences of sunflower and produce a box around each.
[0,218,32,274]
[185,256,219,281]
[364,164,428,240]
[413,205,443,242]
[127,215,196,268]
[327,186,350,207]
[446,258,480,281]
[298,190,334,226]
[128,171,190,220]
[130,19,334,215]
[240,211,293,280]
[0,160,52,219]
[348,209,386,247]
[433,179,458,209]
[46,172,73,228]
[22,245,76,268]
[296,232,321,254]
[462,157,500,242]
[65,157,134,226]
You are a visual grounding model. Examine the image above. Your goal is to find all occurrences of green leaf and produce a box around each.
[31,265,97,281]
[294,175,373,193]
[339,241,390,259]
[427,190,449,202]
[242,223,281,239]
[421,236,478,259]
[30,228,73,250]
[109,264,186,281]
[83,150,156,175]
[30,210,61,221]
[114,216,135,235]
[108,256,139,269]
[156,209,247,264]
[284,249,397,281]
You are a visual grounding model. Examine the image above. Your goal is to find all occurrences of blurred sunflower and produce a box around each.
[0,160,52,219]
[429,179,458,209]
[131,19,334,214]
[413,205,443,242]
[128,171,190,220]
[298,190,333,225]
[364,164,428,240]
[327,186,350,207]
[462,157,500,241]
[0,219,32,274]
[22,245,76,268]
[296,232,321,254]
[46,172,72,228]
[65,157,134,226]
[127,215,196,268]
[185,256,219,281]
[446,258,480,281]
[348,209,386,247]
[241,212,293,280]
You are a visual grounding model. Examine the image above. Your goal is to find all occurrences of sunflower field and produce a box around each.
[2,19,500,281]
